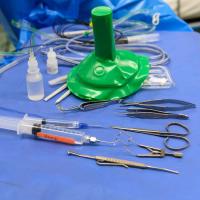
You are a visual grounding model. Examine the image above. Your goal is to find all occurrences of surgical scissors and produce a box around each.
[112,122,190,151]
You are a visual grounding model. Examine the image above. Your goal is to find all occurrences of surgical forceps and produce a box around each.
[57,99,122,112]
[121,99,196,111]
[56,98,195,117]
[112,122,190,151]
[120,99,195,119]
[121,108,189,119]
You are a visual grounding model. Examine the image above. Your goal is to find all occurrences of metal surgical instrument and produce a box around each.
[122,108,189,119]
[112,122,190,151]
[136,144,183,158]
[56,99,122,112]
[121,99,196,111]
[68,151,179,174]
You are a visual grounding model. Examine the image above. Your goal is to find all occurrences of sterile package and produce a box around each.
[142,65,174,89]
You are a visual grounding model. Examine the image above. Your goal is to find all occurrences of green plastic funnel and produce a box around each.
[67,6,150,100]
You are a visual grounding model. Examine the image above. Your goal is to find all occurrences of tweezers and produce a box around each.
[121,99,196,111]
[122,108,189,119]
[57,99,122,112]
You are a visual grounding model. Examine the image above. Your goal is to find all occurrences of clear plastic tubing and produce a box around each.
[64,39,169,66]
[0,55,28,74]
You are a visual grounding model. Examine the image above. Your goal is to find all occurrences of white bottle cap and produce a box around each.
[28,52,39,73]
[47,48,58,74]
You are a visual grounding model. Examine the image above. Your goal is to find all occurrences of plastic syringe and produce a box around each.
[0,115,112,145]
[41,119,103,129]
[10,114,103,129]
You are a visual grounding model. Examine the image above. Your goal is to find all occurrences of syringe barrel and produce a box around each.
[18,120,87,145]
[43,118,90,129]
[32,125,87,145]
[44,120,81,129]
[0,114,91,145]
[0,115,21,132]
[0,114,42,134]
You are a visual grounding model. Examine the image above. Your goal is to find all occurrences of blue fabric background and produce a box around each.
[0,31,199,199]
[0,0,191,31]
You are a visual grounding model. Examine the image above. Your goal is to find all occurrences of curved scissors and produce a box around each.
[112,122,190,151]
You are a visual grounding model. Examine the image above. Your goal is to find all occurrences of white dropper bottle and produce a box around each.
[47,48,58,74]
[26,52,44,101]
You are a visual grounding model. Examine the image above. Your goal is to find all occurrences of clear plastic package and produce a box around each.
[142,65,174,89]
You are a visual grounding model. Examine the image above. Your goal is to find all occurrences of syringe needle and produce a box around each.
[97,139,116,146]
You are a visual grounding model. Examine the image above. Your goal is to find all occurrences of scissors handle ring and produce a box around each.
[166,122,190,136]
[164,122,190,150]
[164,136,190,151]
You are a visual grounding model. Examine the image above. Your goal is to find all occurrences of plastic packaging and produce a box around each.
[126,33,160,43]
[142,65,174,89]
[26,52,44,101]
[47,48,58,74]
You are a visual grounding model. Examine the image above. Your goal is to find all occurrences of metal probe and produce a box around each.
[68,151,179,174]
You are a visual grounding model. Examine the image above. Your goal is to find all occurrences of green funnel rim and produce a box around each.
[92,6,112,16]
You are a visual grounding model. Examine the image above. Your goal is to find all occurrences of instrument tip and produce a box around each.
[67,150,75,155]
[148,165,179,174]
